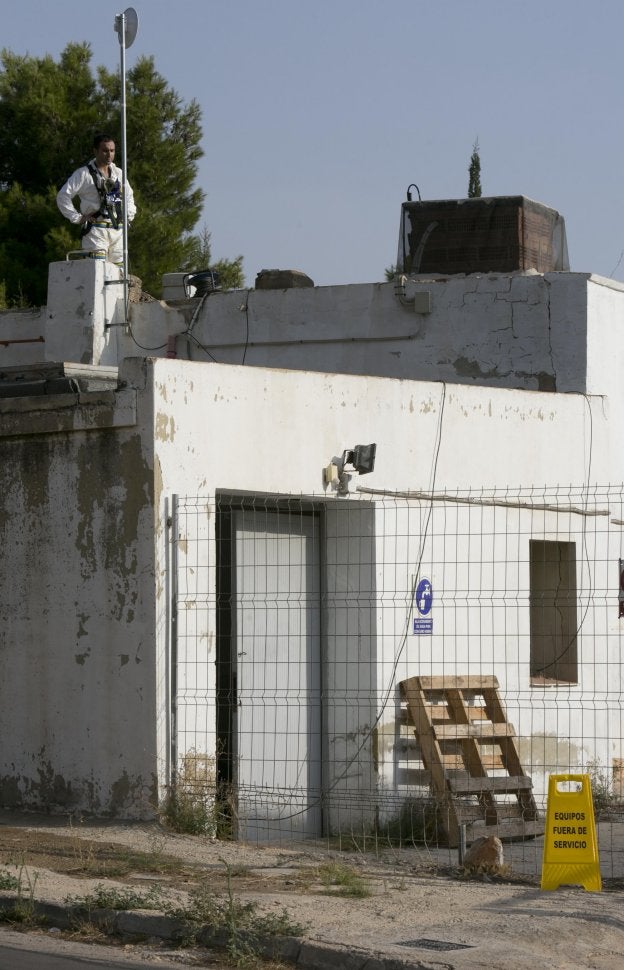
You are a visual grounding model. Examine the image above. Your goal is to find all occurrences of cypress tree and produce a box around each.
[468,139,482,198]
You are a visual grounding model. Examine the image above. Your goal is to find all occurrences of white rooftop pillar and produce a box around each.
[45,259,126,366]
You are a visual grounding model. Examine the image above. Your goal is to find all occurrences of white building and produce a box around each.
[1,198,623,841]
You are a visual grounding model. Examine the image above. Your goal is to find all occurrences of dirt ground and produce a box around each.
[1,813,624,969]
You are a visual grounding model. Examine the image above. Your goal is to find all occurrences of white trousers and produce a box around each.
[82,225,123,263]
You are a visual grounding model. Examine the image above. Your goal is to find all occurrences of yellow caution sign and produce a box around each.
[541,773,601,892]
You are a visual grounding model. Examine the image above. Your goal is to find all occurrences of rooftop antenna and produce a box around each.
[113,7,139,321]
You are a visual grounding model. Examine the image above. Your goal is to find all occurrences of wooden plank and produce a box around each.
[448,775,533,794]
[465,707,490,721]
[401,675,540,845]
[409,704,453,725]
[478,754,505,770]
[437,749,506,772]
[453,804,487,823]
[480,684,541,820]
[439,754,468,769]
[400,676,422,693]
[444,685,500,825]
[466,818,544,841]
[400,678,461,845]
[481,687,507,724]
[419,703,490,721]
[417,675,499,691]
[400,680,451,791]
[435,723,515,740]
[445,686,496,796]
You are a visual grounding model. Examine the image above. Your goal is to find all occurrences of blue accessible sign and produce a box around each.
[413,578,433,634]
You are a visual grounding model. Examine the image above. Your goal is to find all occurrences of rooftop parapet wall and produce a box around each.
[135,270,591,393]
[586,274,624,399]
[4,261,624,396]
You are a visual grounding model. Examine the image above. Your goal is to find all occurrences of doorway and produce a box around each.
[217,503,322,840]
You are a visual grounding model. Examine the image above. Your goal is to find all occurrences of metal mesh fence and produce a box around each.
[169,485,624,880]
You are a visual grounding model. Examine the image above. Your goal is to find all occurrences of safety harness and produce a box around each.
[82,161,124,233]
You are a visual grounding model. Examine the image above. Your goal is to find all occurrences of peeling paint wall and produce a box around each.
[146,357,616,495]
[6,263,624,402]
[144,357,621,826]
[1,348,620,824]
[4,256,624,827]
[139,272,593,392]
[0,379,158,816]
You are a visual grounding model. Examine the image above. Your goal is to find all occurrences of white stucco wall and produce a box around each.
[146,357,613,495]
[7,261,624,399]
[1,352,621,823]
[45,260,127,366]
[131,271,593,393]
[144,357,621,826]
[586,275,624,402]
[4,255,624,825]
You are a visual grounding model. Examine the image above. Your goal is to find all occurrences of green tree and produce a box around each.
[0,184,75,306]
[0,44,101,304]
[468,139,482,198]
[0,44,100,193]
[0,43,241,303]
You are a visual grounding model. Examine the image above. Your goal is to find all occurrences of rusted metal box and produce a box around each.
[397,196,569,276]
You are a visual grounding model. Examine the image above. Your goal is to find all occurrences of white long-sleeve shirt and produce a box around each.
[56,160,136,225]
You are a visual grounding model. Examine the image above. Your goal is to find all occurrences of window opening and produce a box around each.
[529,540,578,685]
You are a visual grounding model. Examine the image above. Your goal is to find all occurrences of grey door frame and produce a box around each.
[216,494,326,838]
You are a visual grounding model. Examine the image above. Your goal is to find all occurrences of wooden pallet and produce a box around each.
[399,675,543,847]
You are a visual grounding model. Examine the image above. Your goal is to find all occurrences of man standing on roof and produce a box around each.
[56,133,136,265]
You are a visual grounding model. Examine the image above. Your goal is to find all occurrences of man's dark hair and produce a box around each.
[93,133,115,149]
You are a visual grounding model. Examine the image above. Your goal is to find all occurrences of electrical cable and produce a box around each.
[185,329,219,363]
[123,282,212,355]
[125,324,168,352]
[241,290,251,365]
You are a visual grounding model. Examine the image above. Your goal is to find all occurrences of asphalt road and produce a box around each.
[0,928,222,969]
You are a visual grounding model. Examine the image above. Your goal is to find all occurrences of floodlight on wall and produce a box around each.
[183,270,221,298]
[407,183,422,202]
[342,443,377,475]
[324,444,376,496]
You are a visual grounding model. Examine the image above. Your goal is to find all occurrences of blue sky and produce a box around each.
[4,1,624,287]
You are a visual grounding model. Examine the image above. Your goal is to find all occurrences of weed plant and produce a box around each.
[66,883,164,913]
[318,862,372,898]
[167,861,306,966]
[0,860,41,925]
[161,750,234,838]
[0,871,19,891]
[586,758,618,816]
[161,788,216,836]
[377,799,441,847]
